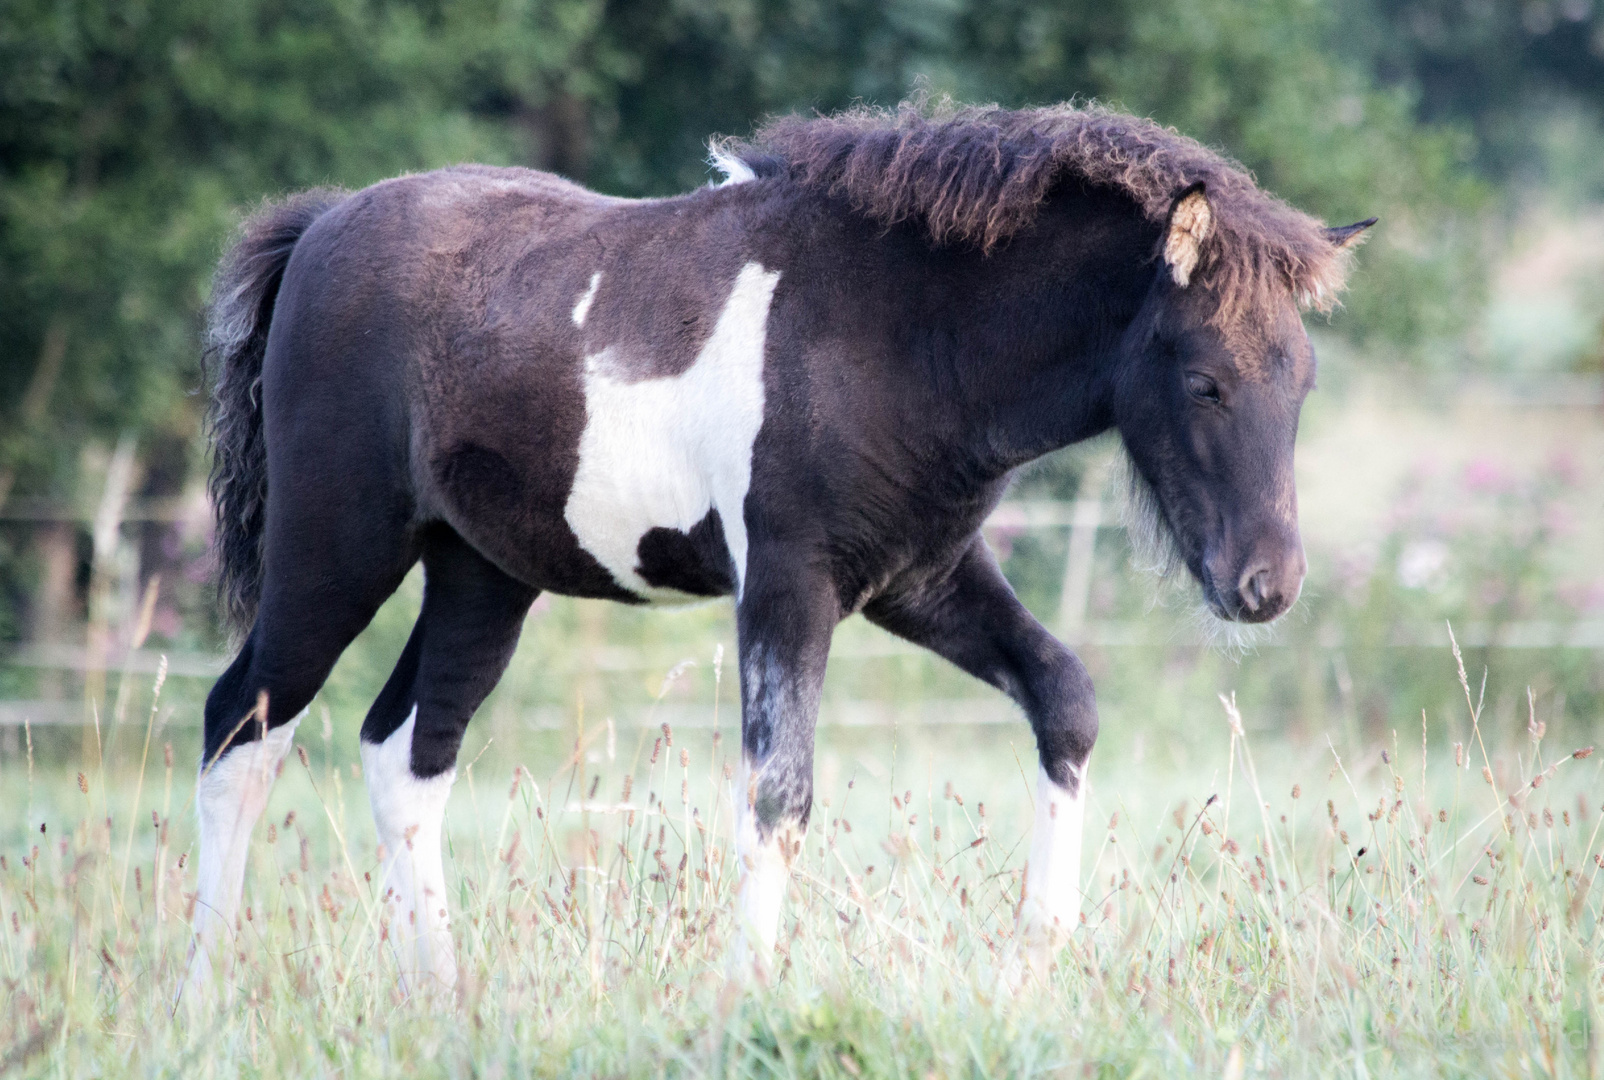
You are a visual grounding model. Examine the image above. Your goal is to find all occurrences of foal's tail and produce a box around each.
[204,189,345,637]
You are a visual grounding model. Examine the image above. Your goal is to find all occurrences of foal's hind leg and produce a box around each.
[360,527,537,991]
[188,492,419,994]
[864,537,1098,952]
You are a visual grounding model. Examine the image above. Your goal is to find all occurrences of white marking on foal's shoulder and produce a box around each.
[565,261,780,603]
[572,271,602,327]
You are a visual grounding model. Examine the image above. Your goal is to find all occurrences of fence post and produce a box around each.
[1056,460,1109,645]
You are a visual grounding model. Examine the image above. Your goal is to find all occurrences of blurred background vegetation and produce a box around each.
[1,0,1601,763]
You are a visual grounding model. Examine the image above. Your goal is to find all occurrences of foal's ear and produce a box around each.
[1324,217,1378,249]
[1162,182,1214,288]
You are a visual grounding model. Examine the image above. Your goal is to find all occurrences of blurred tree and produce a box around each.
[0,0,603,644]
[1338,0,1604,195]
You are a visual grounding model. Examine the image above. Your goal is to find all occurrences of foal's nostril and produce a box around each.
[1238,566,1273,613]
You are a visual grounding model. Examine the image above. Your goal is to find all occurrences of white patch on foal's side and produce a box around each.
[361,707,459,990]
[565,261,780,602]
[191,716,300,969]
[1020,763,1086,942]
[571,271,602,327]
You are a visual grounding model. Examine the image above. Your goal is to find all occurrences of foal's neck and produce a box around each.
[895,189,1157,479]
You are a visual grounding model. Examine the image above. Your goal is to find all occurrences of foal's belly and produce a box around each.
[561,261,781,605]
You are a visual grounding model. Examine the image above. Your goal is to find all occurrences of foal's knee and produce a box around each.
[745,752,814,837]
[1025,644,1098,791]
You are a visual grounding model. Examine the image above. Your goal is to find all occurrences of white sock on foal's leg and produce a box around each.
[362,706,458,992]
[729,762,797,977]
[1019,762,1086,950]
[188,715,301,990]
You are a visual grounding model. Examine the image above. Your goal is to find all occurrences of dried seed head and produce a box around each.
[163,743,173,768]
[1381,749,1391,765]
[1574,747,1594,760]
[1291,785,1300,799]
[1482,767,1494,786]
[1438,810,1448,823]
[77,773,87,794]
[661,722,672,747]
[679,749,688,769]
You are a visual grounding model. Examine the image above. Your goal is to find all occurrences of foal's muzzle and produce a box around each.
[1202,533,1306,624]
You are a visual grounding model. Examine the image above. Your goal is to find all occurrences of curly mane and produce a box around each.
[721,99,1356,318]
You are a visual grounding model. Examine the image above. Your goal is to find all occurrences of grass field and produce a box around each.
[1,629,1600,1079]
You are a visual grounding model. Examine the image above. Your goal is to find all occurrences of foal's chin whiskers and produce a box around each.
[1184,606,1271,660]
[1114,453,1184,582]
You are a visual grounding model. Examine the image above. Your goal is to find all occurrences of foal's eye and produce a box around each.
[1186,372,1221,404]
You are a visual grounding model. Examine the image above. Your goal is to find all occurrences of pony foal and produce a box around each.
[188,101,1372,989]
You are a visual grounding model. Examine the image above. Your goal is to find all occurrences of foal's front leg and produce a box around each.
[864,536,1098,947]
[731,567,840,971]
